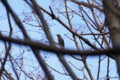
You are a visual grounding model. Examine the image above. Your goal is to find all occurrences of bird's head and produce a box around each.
[56,34,60,37]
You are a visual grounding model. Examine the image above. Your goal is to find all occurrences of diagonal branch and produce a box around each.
[0,35,119,56]
[71,0,103,12]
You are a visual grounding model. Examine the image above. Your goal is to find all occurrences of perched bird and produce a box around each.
[56,34,64,48]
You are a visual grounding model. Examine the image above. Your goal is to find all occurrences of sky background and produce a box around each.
[0,0,119,80]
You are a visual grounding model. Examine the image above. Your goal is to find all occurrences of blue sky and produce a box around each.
[0,0,119,80]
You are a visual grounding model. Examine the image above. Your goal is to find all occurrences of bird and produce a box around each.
[56,34,64,48]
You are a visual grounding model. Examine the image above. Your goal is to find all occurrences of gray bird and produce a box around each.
[57,34,64,47]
